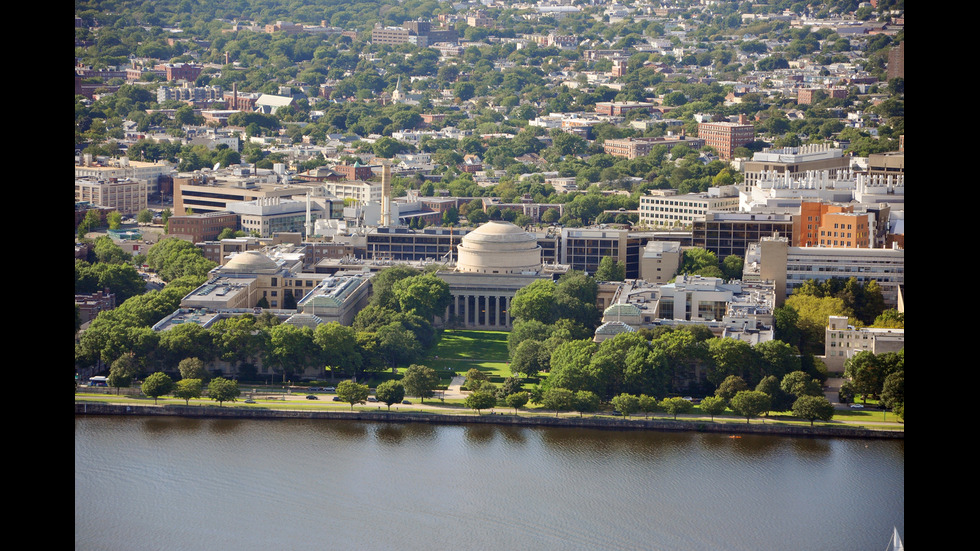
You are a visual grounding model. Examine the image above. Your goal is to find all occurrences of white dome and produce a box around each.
[222,251,279,273]
[456,221,541,274]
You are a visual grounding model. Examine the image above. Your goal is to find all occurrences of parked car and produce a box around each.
[324,387,336,392]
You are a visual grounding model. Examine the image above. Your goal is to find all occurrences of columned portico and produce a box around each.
[436,221,567,330]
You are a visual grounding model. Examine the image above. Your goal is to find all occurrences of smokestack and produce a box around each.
[381,163,392,227]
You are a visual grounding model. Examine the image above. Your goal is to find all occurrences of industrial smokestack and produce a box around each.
[381,163,392,227]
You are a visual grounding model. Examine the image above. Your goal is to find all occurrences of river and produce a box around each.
[75,415,903,550]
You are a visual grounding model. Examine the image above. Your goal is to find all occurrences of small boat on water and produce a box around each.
[885,527,903,551]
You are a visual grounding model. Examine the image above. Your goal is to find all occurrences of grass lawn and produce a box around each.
[431,330,509,361]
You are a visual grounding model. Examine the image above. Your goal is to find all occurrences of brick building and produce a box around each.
[167,212,240,243]
[603,136,704,159]
[159,63,203,82]
[697,117,755,159]
[594,102,655,117]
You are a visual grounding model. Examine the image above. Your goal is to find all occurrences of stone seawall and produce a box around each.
[75,402,903,440]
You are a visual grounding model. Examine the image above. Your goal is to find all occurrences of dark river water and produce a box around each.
[75,415,904,551]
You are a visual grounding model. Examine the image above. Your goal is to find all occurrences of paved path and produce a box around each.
[444,376,467,400]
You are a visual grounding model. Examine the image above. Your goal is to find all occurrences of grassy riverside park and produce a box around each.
[75,330,904,432]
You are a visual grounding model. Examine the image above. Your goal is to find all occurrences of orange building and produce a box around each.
[795,202,870,248]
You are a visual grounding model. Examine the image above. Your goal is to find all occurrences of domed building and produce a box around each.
[456,221,542,275]
[177,249,372,325]
[221,250,282,274]
[438,221,567,329]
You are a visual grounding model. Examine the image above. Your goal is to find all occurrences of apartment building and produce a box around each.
[697,119,755,159]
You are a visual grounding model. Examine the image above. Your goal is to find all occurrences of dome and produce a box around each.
[456,221,541,274]
[593,321,637,343]
[603,303,642,317]
[222,251,280,273]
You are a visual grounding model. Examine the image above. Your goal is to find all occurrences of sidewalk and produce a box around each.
[444,376,467,400]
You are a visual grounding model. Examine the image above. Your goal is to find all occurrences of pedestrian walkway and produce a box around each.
[444,376,467,400]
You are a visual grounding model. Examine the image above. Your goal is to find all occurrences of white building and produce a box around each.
[745,236,905,307]
[595,276,775,343]
[824,315,905,370]
[639,186,740,228]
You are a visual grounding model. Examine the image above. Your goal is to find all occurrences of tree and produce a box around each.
[541,387,576,417]
[375,380,405,411]
[574,390,601,418]
[207,377,240,406]
[844,351,887,402]
[174,378,203,405]
[402,364,439,403]
[108,211,123,230]
[212,315,265,378]
[721,255,744,280]
[780,371,822,399]
[141,372,174,404]
[715,375,748,401]
[730,390,771,424]
[392,274,451,320]
[464,390,497,414]
[661,397,694,420]
[265,324,316,383]
[108,353,140,395]
[699,396,727,421]
[611,393,640,418]
[638,394,660,419]
[756,340,802,381]
[337,380,369,410]
[510,339,545,378]
[178,357,210,382]
[792,395,835,426]
[880,371,904,410]
[505,392,529,414]
[137,209,153,225]
[375,322,421,370]
[872,309,904,328]
[594,256,626,281]
[708,338,761,387]
[465,368,489,391]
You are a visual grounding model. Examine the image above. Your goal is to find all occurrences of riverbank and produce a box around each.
[75,402,903,439]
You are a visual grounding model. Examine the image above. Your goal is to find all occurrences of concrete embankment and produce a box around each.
[75,402,903,439]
